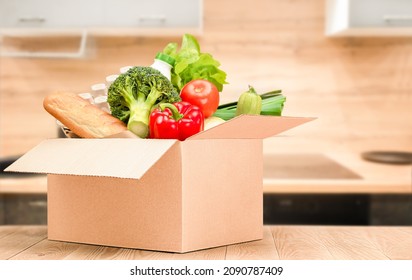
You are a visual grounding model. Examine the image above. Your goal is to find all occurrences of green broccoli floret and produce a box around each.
[108,66,180,138]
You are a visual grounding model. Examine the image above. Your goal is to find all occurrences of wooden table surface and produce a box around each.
[1,225,411,260]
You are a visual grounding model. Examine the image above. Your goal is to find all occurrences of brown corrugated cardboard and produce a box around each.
[7,138,177,179]
[189,115,311,139]
[5,115,313,253]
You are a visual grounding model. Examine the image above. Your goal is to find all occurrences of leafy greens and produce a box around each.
[161,34,228,92]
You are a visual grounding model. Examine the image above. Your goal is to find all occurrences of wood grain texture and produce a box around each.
[363,227,412,260]
[3,225,411,260]
[225,227,279,260]
[9,239,84,260]
[1,0,411,156]
[315,226,390,260]
[0,0,411,194]
[271,226,334,260]
[171,246,227,260]
[0,226,46,259]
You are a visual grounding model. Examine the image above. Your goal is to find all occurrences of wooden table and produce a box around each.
[1,225,411,260]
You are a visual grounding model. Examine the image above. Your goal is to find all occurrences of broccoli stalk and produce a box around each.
[108,66,180,138]
[127,83,168,137]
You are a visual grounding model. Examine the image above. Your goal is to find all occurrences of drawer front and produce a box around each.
[2,194,47,225]
[350,0,412,27]
[0,197,4,224]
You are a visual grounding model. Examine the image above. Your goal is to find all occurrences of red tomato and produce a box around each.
[180,80,219,118]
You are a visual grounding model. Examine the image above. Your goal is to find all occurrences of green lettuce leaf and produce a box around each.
[161,34,228,92]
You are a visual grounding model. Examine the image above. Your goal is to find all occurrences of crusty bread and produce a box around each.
[43,92,128,138]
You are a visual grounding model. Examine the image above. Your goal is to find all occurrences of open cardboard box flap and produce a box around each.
[5,115,314,179]
[189,115,314,139]
[5,138,178,179]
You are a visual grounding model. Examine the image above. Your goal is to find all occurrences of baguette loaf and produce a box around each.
[43,92,128,138]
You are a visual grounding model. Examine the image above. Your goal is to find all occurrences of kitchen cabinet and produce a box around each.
[0,0,202,57]
[326,0,412,36]
[264,194,412,226]
[0,0,103,29]
[101,0,202,30]
[0,0,202,31]
[0,199,3,224]
[0,194,47,225]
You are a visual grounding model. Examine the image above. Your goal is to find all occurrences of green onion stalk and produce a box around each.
[213,89,286,121]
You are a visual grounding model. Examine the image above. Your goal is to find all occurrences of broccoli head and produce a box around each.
[108,66,180,138]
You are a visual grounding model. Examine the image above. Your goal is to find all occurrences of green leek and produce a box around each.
[213,89,286,121]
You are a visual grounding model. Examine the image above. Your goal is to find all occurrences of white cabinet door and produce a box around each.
[0,0,103,28]
[326,0,412,36]
[350,0,412,27]
[0,0,202,57]
[0,0,202,30]
[102,0,202,28]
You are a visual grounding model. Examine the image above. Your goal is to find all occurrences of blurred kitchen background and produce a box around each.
[0,0,411,225]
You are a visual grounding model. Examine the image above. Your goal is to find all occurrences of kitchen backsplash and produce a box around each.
[1,0,411,157]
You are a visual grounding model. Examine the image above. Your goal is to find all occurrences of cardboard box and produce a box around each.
[6,115,312,253]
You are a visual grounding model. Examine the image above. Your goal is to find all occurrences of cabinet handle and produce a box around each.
[138,15,166,23]
[28,200,47,208]
[383,15,412,22]
[18,17,46,23]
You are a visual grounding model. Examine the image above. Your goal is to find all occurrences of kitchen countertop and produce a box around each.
[263,150,412,194]
[0,176,47,194]
[1,135,411,195]
[1,148,410,194]
[1,225,411,260]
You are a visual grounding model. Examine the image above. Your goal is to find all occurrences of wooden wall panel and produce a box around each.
[1,0,411,157]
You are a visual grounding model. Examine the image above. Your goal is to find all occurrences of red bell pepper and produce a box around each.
[149,101,204,140]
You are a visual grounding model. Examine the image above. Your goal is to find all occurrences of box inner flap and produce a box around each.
[188,115,315,140]
[5,138,177,179]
